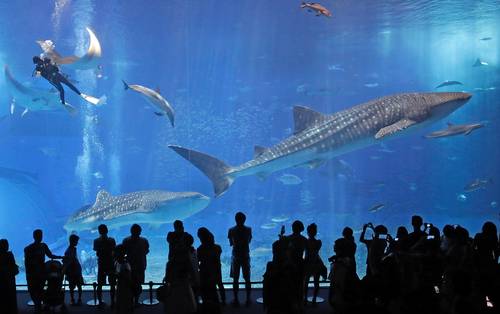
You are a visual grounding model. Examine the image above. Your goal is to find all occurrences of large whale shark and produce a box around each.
[169,92,472,197]
[4,65,76,115]
[36,27,102,70]
[64,189,210,232]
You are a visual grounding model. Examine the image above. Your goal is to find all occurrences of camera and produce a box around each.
[427,235,435,240]
[378,234,388,240]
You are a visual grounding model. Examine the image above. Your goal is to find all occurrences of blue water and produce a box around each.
[0,0,499,284]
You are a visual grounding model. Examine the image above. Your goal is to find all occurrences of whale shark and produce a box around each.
[122,80,175,126]
[169,92,472,197]
[425,122,483,138]
[4,65,76,115]
[36,27,102,70]
[64,189,210,232]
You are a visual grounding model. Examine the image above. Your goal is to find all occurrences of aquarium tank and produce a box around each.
[0,0,499,285]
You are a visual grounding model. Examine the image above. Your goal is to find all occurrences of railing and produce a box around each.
[17,280,330,306]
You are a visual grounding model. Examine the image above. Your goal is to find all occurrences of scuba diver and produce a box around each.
[32,56,104,109]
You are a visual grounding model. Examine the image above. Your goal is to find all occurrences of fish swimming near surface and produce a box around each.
[425,122,483,138]
[464,178,492,193]
[300,2,332,17]
[36,27,102,70]
[64,189,210,232]
[169,92,472,197]
[368,204,385,213]
[277,173,303,185]
[4,65,77,115]
[122,80,175,127]
[435,81,463,89]
[480,37,492,41]
[473,58,489,67]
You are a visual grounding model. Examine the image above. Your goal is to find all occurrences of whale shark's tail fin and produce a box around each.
[168,145,234,197]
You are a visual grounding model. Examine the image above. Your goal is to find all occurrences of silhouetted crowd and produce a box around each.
[0,213,499,314]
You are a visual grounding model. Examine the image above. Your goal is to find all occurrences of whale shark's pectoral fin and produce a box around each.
[293,106,327,134]
[154,111,164,116]
[21,108,29,117]
[256,172,270,181]
[464,128,474,135]
[375,119,416,139]
[306,159,325,169]
[254,145,268,158]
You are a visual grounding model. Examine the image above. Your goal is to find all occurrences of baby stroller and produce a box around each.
[43,260,67,313]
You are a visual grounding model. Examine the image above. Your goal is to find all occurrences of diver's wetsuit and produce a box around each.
[33,57,81,104]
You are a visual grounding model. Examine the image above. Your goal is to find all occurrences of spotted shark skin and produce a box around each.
[64,189,210,232]
[169,92,472,197]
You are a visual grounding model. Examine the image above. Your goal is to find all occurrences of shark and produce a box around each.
[122,80,175,126]
[64,189,210,232]
[4,65,76,115]
[36,27,102,70]
[425,122,483,138]
[435,80,463,89]
[169,92,472,197]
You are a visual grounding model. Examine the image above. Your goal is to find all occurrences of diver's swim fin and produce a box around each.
[63,103,78,116]
[81,93,107,106]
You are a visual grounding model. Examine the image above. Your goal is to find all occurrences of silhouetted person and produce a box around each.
[286,220,307,310]
[304,223,327,305]
[342,227,357,270]
[0,239,19,314]
[387,226,409,254]
[407,215,427,250]
[167,220,191,264]
[197,227,222,313]
[122,224,150,306]
[93,224,116,308]
[360,224,388,277]
[114,244,133,314]
[329,237,360,314]
[440,224,455,254]
[24,229,62,313]
[228,212,252,306]
[263,236,300,314]
[63,234,83,305]
[473,221,499,307]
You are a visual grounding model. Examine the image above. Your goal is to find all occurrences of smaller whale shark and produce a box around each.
[4,65,76,115]
[425,122,483,138]
[64,189,210,232]
[464,178,492,193]
[122,80,175,126]
[36,27,102,70]
[435,81,463,89]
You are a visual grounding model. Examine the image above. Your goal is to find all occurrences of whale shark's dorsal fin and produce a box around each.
[254,145,268,158]
[293,106,327,135]
[94,189,112,206]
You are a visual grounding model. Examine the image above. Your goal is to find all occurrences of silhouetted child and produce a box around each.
[63,234,83,305]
